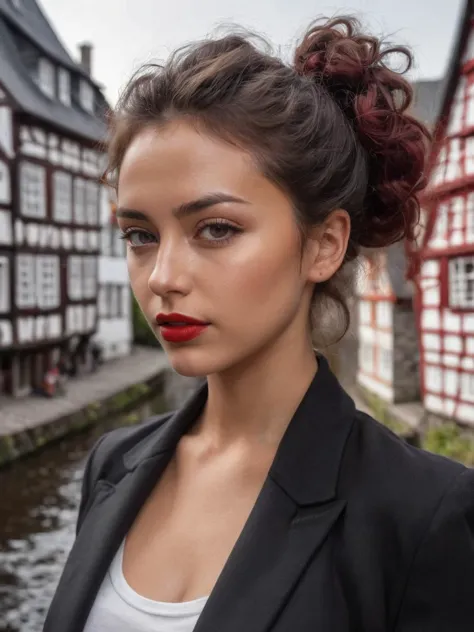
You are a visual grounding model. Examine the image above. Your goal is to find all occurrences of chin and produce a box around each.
[164,346,217,378]
[163,344,239,378]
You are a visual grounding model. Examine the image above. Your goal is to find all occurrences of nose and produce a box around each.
[147,237,192,298]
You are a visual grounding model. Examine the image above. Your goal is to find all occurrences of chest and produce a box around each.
[123,448,274,602]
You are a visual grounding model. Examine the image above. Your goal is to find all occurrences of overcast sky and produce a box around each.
[40,0,464,105]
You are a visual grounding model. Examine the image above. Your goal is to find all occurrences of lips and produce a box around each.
[156,312,210,343]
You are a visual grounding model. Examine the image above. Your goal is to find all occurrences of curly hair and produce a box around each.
[105,16,430,345]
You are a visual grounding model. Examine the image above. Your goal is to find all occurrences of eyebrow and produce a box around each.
[116,192,249,221]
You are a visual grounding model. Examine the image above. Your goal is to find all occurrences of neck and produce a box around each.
[197,333,318,450]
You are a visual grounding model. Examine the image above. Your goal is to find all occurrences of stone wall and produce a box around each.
[392,301,420,403]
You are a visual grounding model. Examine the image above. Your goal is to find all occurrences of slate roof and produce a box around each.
[0,0,107,142]
[411,78,444,129]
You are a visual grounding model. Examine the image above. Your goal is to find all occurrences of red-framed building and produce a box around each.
[415,0,474,425]
[356,79,444,404]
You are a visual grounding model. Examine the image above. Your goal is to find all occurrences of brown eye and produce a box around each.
[197,220,242,244]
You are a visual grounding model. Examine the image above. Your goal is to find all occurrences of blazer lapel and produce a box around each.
[194,355,355,632]
[43,384,209,632]
[194,478,346,632]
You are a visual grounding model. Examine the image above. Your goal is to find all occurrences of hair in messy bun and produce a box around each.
[106,16,430,344]
[294,18,430,249]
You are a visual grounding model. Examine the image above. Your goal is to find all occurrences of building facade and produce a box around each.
[0,0,108,395]
[95,189,132,361]
[415,0,474,425]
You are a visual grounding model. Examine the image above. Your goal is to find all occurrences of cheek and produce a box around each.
[216,228,303,306]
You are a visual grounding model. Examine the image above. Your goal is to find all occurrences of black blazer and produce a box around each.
[44,356,474,631]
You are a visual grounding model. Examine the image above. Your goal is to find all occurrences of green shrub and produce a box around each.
[423,423,474,466]
[132,296,160,347]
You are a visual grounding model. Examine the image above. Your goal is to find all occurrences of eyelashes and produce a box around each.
[118,218,243,250]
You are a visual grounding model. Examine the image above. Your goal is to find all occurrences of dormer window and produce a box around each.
[58,68,71,106]
[79,79,94,113]
[38,58,55,99]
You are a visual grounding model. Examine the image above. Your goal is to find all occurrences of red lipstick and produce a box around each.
[155,312,209,343]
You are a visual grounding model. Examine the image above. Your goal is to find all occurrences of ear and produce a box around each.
[304,209,351,283]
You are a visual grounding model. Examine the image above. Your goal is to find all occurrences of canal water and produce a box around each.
[0,405,168,631]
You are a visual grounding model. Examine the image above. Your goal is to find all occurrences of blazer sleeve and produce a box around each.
[395,467,474,631]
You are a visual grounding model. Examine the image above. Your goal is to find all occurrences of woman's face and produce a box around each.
[117,121,339,377]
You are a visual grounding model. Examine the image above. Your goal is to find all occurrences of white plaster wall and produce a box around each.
[0,210,12,245]
[0,160,10,204]
[0,106,13,157]
[0,320,12,347]
[95,317,132,360]
[98,256,129,284]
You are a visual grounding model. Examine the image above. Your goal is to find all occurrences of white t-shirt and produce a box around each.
[84,540,208,632]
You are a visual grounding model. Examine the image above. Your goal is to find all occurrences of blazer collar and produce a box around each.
[123,354,355,506]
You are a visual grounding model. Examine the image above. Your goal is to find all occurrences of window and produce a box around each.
[83,257,97,298]
[58,68,71,106]
[461,372,474,402]
[467,193,474,243]
[67,256,83,300]
[16,255,35,308]
[430,203,448,246]
[445,139,461,182]
[19,162,46,218]
[38,58,55,99]
[36,256,60,309]
[359,342,374,374]
[85,181,98,225]
[101,226,112,255]
[0,257,9,313]
[98,286,108,317]
[113,226,126,256]
[79,80,94,113]
[449,256,474,308]
[378,347,393,382]
[74,178,86,224]
[53,171,72,222]
[0,161,10,204]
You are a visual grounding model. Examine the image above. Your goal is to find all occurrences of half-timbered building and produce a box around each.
[0,0,108,396]
[95,187,132,361]
[415,0,474,425]
[356,78,444,404]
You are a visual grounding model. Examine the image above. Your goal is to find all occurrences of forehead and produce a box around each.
[118,121,258,203]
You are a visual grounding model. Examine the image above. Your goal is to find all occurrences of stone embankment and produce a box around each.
[0,347,179,468]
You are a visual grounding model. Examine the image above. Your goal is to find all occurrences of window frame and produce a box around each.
[448,255,474,310]
[19,161,46,219]
[52,171,73,223]
[38,58,56,99]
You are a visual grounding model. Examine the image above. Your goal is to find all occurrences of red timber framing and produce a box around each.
[414,2,474,425]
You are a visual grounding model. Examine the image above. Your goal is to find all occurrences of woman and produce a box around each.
[44,17,474,632]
